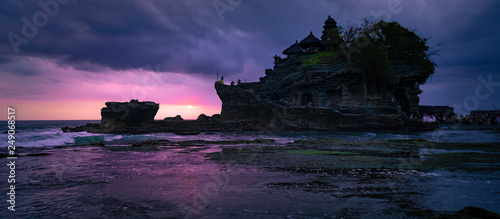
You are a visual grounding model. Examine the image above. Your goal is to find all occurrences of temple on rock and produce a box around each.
[282,16,342,57]
[215,15,439,132]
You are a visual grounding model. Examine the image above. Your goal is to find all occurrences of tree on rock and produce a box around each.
[343,19,437,85]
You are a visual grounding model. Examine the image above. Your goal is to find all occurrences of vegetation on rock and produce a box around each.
[341,19,437,85]
[301,51,339,66]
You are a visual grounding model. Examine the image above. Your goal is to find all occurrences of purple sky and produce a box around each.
[1,0,499,120]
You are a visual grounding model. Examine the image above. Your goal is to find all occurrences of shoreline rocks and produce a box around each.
[164,115,183,121]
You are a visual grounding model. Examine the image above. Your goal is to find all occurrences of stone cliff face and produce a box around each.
[100,99,159,130]
[215,63,435,132]
[215,16,438,132]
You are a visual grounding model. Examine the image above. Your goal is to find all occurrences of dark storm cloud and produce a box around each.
[0,0,379,78]
[0,0,270,76]
[1,0,499,90]
[0,54,13,64]
[424,1,500,71]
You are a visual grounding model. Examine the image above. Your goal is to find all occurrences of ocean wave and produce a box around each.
[9,121,500,148]
[104,135,123,142]
[38,129,63,135]
[19,136,75,147]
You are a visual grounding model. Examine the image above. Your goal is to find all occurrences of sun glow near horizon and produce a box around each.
[0,101,220,121]
[0,55,223,121]
[156,103,220,120]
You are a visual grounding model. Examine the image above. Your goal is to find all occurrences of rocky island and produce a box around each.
[62,99,159,133]
[100,99,159,129]
[215,16,440,131]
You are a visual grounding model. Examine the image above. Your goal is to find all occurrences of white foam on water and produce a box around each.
[9,120,500,148]
[13,128,126,147]
[422,172,441,177]
[418,129,499,143]
[104,135,123,142]
[20,135,76,147]
[38,129,63,135]
[419,149,490,155]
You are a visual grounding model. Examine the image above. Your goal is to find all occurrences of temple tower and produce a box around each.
[321,15,342,51]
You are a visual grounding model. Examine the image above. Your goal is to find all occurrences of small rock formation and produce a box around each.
[100,99,159,130]
[211,114,221,120]
[197,114,211,121]
[62,123,99,132]
[164,115,184,121]
[215,16,439,132]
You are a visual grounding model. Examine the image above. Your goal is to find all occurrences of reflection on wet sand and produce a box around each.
[12,137,500,218]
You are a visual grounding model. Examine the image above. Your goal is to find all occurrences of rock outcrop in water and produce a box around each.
[164,115,184,121]
[100,99,159,130]
[215,16,439,132]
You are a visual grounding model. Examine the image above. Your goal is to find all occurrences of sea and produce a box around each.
[6,120,500,148]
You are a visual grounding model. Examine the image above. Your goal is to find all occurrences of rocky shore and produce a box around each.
[62,98,440,134]
[63,117,439,134]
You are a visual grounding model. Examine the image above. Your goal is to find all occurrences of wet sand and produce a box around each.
[7,137,500,218]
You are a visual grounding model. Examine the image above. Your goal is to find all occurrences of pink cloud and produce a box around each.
[0,57,222,120]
